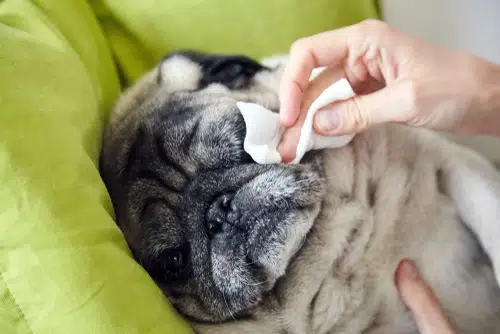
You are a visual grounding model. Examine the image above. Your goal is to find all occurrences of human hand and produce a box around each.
[278,19,500,162]
[395,259,456,334]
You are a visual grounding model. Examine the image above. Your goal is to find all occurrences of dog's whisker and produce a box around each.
[245,280,266,286]
[222,289,236,321]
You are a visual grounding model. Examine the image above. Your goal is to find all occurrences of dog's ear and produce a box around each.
[195,53,268,89]
[157,52,204,92]
[158,50,269,90]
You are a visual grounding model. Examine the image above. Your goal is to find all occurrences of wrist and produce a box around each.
[463,57,500,137]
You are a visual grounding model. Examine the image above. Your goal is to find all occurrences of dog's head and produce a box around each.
[99,51,325,322]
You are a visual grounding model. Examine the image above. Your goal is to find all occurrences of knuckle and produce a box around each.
[342,98,370,132]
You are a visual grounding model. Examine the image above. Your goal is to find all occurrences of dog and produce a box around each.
[99,51,500,333]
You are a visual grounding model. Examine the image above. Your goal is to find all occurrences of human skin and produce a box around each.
[278,19,500,163]
[395,259,456,334]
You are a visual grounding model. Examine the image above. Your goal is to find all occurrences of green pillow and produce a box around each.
[0,1,190,333]
[0,0,378,333]
[94,0,380,85]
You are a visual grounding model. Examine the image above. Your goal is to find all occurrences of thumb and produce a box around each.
[395,259,456,334]
[313,81,416,136]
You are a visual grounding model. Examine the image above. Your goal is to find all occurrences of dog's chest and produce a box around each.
[306,127,500,334]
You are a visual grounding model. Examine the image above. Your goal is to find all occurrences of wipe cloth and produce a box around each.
[237,74,356,164]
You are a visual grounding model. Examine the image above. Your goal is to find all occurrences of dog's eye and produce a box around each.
[142,246,190,283]
[165,248,187,271]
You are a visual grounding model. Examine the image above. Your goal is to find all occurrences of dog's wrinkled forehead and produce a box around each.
[100,51,285,202]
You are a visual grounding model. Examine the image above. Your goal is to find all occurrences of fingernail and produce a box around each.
[278,141,295,163]
[399,259,419,281]
[316,108,340,132]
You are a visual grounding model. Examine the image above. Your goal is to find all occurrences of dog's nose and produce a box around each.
[206,193,236,237]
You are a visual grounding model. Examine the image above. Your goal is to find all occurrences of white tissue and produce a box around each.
[237,71,356,164]
[237,102,285,165]
[293,78,355,164]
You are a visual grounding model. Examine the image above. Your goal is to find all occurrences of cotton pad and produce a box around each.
[237,102,284,164]
[292,78,355,164]
[237,70,356,164]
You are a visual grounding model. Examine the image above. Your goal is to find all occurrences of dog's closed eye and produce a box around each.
[143,245,191,284]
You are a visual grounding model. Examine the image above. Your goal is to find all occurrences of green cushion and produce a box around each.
[0,0,378,333]
[95,0,380,85]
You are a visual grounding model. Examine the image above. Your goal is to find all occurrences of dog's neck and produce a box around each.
[273,137,380,332]
[238,126,412,333]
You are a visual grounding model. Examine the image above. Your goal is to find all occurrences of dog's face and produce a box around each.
[100,52,325,322]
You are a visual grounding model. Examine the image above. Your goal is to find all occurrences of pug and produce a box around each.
[99,51,500,333]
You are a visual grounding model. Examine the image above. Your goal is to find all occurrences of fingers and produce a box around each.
[395,259,456,334]
[277,74,408,160]
[278,91,312,162]
[278,67,348,162]
[278,19,419,161]
[313,80,417,136]
[279,19,390,127]
[278,126,301,163]
[279,26,352,126]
